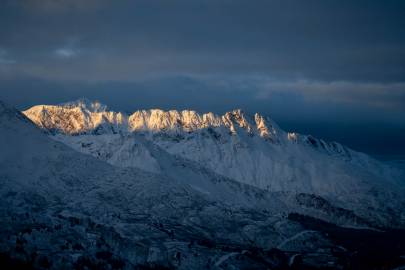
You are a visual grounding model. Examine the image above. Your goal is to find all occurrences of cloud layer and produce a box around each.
[0,0,404,155]
[1,0,404,82]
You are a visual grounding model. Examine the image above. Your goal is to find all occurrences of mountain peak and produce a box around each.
[23,100,286,139]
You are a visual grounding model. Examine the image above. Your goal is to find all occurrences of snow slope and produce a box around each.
[23,100,405,228]
[3,100,365,269]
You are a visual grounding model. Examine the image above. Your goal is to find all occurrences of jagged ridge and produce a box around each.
[23,99,349,157]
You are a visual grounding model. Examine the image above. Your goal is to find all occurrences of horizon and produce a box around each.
[12,96,405,160]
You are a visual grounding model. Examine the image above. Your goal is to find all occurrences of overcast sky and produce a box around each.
[0,0,404,157]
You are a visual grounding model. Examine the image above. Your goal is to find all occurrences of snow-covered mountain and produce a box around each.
[0,100,342,269]
[2,99,405,269]
[23,99,405,227]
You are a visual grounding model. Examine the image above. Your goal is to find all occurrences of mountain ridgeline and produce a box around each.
[24,99,346,154]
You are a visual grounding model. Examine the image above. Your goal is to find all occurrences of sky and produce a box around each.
[0,0,404,157]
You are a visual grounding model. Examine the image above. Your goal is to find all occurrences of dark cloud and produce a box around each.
[0,0,404,156]
[1,0,404,82]
[8,0,109,13]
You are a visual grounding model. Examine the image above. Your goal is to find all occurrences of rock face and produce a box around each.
[25,99,278,135]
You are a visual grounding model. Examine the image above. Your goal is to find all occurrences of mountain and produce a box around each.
[23,100,405,228]
[0,100,365,268]
[2,99,405,269]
